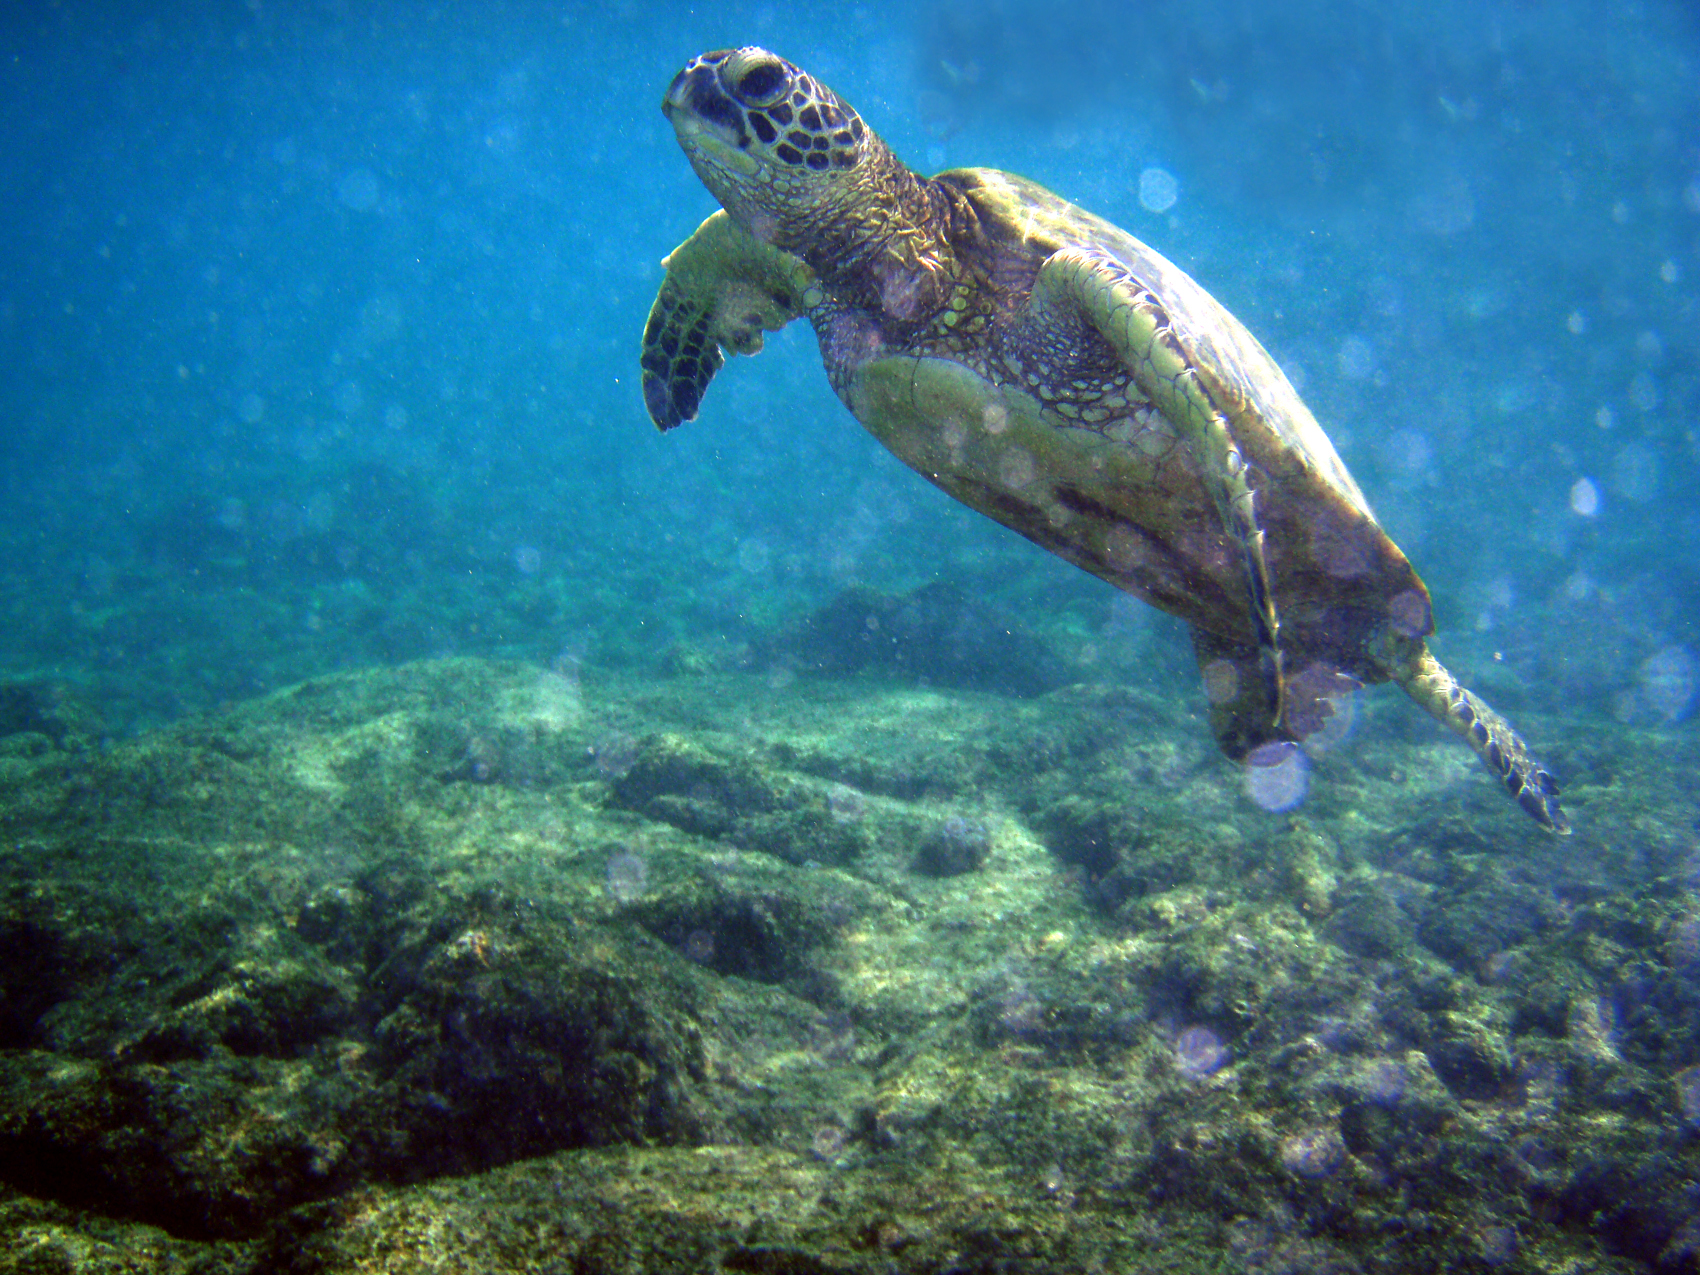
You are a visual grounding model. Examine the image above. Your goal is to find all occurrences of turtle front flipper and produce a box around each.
[1390,638,1569,833]
[640,211,820,429]
[1032,246,1285,730]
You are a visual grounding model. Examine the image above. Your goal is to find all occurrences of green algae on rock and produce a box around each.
[0,658,1691,1271]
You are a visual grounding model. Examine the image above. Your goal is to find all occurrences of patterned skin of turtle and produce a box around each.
[641,47,1567,833]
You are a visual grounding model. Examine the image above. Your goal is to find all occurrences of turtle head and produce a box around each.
[663,48,881,248]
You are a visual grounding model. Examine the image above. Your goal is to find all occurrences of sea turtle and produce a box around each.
[640,47,1568,833]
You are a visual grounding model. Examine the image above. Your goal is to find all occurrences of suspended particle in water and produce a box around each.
[603,851,648,903]
[1637,646,1698,723]
[1173,1026,1228,1077]
[1138,166,1178,214]
[337,167,380,211]
[1279,1125,1346,1178]
[1568,477,1600,517]
[1611,443,1659,503]
[810,1123,849,1162]
[737,537,771,575]
[826,783,867,824]
[1336,335,1375,381]
[1352,1057,1407,1106]
[1475,1225,1519,1268]
[1244,741,1309,813]
[513,544,542,574]
[683,929,715,964]
[1676,1065,1700,1126]
[1300,689,1362,756]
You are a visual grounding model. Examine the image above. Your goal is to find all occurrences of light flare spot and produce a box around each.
[1568,477,1600,517]
[1201,659,1238,706]
[997,449,1035,489]
[1244,741,1309,813]
[1137,166,1179,214]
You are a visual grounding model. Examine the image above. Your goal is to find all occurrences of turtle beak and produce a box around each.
[662,59,746,143]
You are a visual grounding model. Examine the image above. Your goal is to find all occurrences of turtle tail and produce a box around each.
[1392,641,1569,834]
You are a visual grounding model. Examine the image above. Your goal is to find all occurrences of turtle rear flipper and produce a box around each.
[641,211,818,429]
[1033,245,1285,731]
[1392,640,1570,833]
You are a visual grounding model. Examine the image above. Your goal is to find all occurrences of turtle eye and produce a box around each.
[731,60,789,107]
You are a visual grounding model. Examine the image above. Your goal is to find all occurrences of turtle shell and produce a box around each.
[841,166,1431,691]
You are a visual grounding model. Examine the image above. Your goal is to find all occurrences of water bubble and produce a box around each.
[1244,741,1309,813]
[1410,170,1475,234]
[1137,167,1178,214]
[513,545,542,575]
[826,783,867,824]
[1634,330,1665,362]
[683,929,716,964]
[1675,1066,1700,1127]
[1353,1057,1407,1106]
[810,1123,849,1162]
[238,391,265,424]
[1685,176,1700,214]
[1200,659,1238,705]
[1173,1026,1228,1077]
[383,404,410,430]
[603,851,647,903]
[995,985,1043,1037]
[589,730,637,779]
[1611,443,1659,503]
[1568,477,1600,517]
[1659,260,1680,284]
[336,167,380,211]
[1300,689,1361,756]
[1565,310,1587,335]
[1594,405,1615,431]
[1279,1126,1346,1178]
[1628,371,1660,413]
[737,538,770,575]
[1381,429,1431,476]
[1336,335,1375,381]
[1475,1225,1518,1268]
[808,1011,858,1061]
[1637,646,1698,723]
[997,449,1035,489]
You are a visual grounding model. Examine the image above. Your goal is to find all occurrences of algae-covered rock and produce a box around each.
[610,731,868,865]
[0,657,1690,1274]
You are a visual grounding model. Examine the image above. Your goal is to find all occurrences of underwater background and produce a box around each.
[2,1,1699,1271]
[5,0,1695,733]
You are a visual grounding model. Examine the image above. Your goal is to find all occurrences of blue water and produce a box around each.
[2,0,1696,738]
